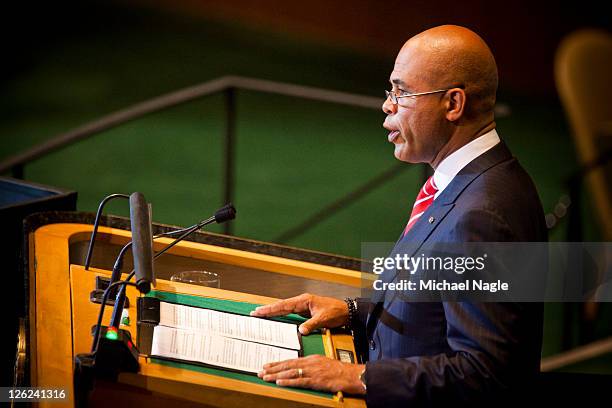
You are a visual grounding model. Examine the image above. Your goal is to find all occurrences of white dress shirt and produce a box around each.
[433,128,501,199]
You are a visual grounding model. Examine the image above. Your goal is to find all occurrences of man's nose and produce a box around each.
[382,96,396,115]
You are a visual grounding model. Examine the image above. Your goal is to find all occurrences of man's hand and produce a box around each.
[249,293,348,335]
[258,355,366,395]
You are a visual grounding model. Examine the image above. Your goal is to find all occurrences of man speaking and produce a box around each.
[251,25,546,406]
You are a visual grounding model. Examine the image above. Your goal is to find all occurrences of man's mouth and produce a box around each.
[388,130,401,143]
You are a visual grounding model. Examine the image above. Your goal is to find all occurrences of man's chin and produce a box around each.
[394,146,417,163]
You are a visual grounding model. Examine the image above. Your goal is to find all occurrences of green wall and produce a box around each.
[1,5,607,361]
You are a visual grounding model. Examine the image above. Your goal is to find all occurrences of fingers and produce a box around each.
[264,368,303,381]
[260,355,322,377]
[298,317,321,335]
[260,368,312,388]
[249,300,296,317]
[260,356,349,393]
[275,378,312,388]
[250,294,311,317]
[259,360,308,385]
[261,358,299,373]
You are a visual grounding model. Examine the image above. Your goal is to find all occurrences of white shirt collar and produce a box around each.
[433,128,501,198]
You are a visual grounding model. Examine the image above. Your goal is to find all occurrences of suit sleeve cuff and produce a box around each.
[355,297,370,328]
[363,359,419,407]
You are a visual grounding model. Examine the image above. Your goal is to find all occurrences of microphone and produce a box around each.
[129,192,154,294]
[106,202,236,330]
[82,200,237,388]
[214,203,236,224]
[148,203,236,262]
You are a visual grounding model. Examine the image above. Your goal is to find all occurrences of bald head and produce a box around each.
[397,25,498,118]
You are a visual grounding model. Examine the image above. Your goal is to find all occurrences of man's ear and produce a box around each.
[445,88,465,121]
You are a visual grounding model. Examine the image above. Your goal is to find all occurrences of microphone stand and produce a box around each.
[77,202,236,406]
[105,204,234,345]
[108,217,214,330]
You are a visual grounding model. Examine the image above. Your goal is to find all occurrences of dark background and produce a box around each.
[1,0,610,364]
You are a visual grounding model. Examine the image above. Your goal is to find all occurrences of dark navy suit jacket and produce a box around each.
[355,141,547,407]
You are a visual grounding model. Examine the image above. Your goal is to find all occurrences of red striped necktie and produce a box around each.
[403,176,438,237]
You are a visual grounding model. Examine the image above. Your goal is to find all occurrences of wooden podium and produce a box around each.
[26,218,366,408]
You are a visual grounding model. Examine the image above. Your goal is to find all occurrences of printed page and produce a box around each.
[159,301,301,350]
[151,325,298,374]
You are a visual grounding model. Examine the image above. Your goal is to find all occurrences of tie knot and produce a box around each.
[421,176,438,196]
[403,176,438,237]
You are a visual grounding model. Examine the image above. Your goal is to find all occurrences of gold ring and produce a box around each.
[297,368,303,378]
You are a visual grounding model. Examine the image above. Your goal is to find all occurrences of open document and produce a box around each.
[150,302,301,374]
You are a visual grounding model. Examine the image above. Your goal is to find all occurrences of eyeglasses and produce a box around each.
[385,88,451,105]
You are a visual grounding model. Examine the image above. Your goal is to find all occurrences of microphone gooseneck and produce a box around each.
[93,201,236,353]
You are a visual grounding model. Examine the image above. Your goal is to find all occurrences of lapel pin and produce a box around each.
[428,216,435,224]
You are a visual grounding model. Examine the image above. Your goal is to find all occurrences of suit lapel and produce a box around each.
[435,141,513,206]
[400,140,513,245]
[366,141,514,327]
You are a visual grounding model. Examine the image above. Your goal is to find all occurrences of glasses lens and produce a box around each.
[385,90,397,104]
